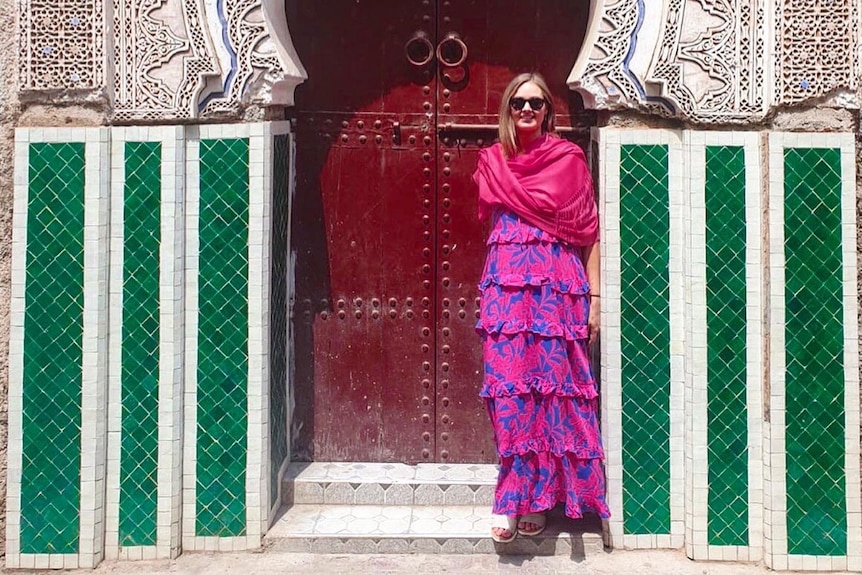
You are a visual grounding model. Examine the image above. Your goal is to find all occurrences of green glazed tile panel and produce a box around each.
[119,141,161,546]
[197,138,249,537]
[619,144,671,534]
[783,147,846,556]
[21,142,85,553]
[704,146,749,546]
[270,134,290,508]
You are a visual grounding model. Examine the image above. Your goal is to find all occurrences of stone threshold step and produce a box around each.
[284,462,499,506]
[266,504,606,556]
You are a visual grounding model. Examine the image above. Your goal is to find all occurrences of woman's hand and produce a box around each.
[588,295,600,347]
[583,240,601,347]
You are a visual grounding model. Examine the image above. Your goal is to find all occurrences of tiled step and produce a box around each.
[265,503,606,556]
[283,462,499,506]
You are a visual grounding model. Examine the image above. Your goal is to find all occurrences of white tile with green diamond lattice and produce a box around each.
[105,126,185,561]
[767,132,860,573]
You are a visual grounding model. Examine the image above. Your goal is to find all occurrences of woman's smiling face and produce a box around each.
[509,81,547,145]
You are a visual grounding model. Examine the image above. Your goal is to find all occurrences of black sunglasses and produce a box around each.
[509,97,547,111]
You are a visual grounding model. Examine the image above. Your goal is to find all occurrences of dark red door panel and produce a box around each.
[289,0,591,463]
[298,116,436,463]
[435,138,494,463]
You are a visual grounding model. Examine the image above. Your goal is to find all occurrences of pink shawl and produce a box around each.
[473,135,598,246]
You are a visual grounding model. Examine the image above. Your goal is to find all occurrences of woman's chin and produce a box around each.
[516,126,542,143]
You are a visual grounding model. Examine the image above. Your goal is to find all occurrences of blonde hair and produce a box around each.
[498,72,558,158]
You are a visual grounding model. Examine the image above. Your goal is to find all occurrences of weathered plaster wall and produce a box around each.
[0,0,18,557]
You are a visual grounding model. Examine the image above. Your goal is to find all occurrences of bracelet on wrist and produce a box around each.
[590,294,600,298]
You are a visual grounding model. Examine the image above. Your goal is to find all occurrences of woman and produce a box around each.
[473,73,610,542]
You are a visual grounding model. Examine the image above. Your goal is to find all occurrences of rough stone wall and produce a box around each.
[0,0,18,557]
[857,83,862,489]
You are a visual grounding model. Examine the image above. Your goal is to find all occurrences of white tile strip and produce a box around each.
[766,132,786,571]
[767,132,861,572]
[182,125,201,551]
[184,122,289,551]
[594,127,623,549]
[6,129,32,569]
[158,126,186,560]
[594,128,684,549]
[80,127,111,569]
[247,121,272,544]
[838,134,862,573]
[104,127,128,561]
[684,131,764,562]
[742,133,765,565]
[666,129,686,551]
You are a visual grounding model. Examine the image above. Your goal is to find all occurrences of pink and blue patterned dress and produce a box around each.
[477,208,610,520]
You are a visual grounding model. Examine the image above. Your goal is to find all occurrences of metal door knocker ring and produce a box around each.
[436,32,468,67]
[405,31,435,67]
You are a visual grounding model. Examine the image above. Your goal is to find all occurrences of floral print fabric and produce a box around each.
[477,209,610,520]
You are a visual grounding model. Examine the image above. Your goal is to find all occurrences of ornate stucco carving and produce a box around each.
[645,0,769,122]
[111,0,304,121]
[197,0,306,116]
[111,0,218,121]
[568,0,645,111]
[568,0,676,118]
[18,0,305,120]
[570,0,859,123]
[774,0,859,107]
[19,0,105,91]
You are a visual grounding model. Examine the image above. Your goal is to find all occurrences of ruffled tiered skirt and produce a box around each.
[477,210,610,519]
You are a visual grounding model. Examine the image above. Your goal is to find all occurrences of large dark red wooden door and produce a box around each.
[289,0,591,463]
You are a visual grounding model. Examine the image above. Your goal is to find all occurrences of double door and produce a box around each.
[289,0,591,463]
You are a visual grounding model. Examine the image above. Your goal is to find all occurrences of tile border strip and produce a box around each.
[6,127,111,570]
[595,127,685,549]
[767,132,861,572]
[157,126,186,560]
[684,131,764,563]
[105,126,185,560]
[7,128,32,568]
[79,127,111,569]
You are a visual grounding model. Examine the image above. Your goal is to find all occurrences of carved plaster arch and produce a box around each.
[255,0,858,123]
[21,0,855,121]
[567,0,682,117]
[196,0,307,115]
[259,0,307,106]
[565,0,859,123]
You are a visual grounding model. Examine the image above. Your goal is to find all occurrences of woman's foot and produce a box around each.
[490,514,518,543]
[517,512,546,537]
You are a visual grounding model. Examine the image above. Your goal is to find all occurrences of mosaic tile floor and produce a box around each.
[284,462,500,506]
[272,463,606,556]
[268,504,605,555]
[286,462,500,484]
